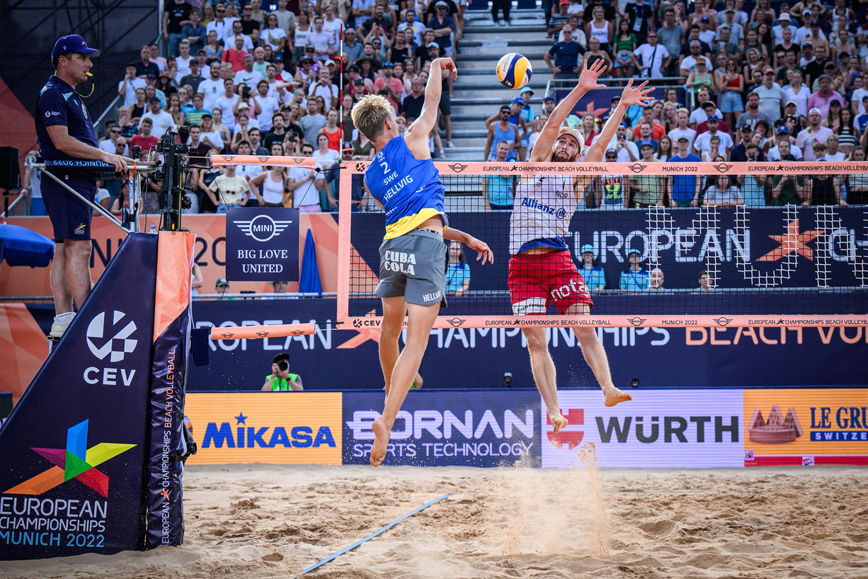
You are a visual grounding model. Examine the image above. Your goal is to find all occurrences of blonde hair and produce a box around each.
[351,94,393,141]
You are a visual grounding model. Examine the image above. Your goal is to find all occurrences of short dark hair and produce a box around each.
[51,51,74,70]
[237,140,251,149]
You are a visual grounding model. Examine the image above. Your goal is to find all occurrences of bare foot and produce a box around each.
[412,372,423,390]
[549,410,568,434]
[604,388,632,407]
[370,416,391,467]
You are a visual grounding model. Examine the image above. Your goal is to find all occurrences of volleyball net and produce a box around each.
[337,161,868,330]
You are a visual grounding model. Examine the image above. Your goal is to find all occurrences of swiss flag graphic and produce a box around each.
[546,408,585,449]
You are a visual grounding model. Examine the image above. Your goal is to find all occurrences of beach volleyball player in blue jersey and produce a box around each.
[351,57,494,467]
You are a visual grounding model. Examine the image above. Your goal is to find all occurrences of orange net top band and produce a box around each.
[210,155,316,168]
[345,161,868,176]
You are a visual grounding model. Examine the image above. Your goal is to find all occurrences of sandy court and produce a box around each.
[1,462,867,578]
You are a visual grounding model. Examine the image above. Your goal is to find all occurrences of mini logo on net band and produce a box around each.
[448,163,468,173]
[628,163,646,174]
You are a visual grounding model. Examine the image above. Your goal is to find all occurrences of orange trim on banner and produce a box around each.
[210,322,316,340]
[346,161,868,176]
[153,232,196,342]
[207,314,868,341]
[210,155,316,169]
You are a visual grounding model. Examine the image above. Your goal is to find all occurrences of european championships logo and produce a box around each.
[4,420,135,498]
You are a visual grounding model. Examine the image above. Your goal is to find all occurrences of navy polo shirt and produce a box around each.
[548,42,585,72]
[35,75,98,188]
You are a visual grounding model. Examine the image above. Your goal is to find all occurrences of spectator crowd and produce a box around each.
[18,2,868,222]
[480,0,868,208]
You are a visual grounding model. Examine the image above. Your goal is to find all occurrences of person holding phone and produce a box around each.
[262,353,304,391]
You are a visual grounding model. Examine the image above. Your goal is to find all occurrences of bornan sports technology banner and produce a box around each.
[342,391,542,467]
[183,393,342,465]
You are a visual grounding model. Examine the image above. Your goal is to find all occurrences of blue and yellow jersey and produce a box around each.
[364,136,447,239]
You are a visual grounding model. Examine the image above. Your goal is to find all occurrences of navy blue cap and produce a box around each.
[544,96,555,102]
[52,35,100,59]
[512,97,525,105]
[639,140,654,149]
[707,114,720,122]
[620,121,627,128]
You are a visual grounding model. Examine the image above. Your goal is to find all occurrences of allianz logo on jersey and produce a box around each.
[520,198,567,220]
[82,311,139,387]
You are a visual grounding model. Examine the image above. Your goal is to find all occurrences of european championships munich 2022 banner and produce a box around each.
[0,234,158,559]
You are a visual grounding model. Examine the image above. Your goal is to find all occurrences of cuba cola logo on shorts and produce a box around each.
[83,311,139,387]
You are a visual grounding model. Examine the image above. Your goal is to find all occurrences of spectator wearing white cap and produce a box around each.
[772,12,795,45]
[795,107,833,161]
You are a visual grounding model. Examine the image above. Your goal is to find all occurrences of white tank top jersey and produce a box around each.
[261,171,285,204]
[509,174,578,255]
[590,21,609,45]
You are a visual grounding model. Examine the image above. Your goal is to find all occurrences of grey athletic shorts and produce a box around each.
[375,228,448,307]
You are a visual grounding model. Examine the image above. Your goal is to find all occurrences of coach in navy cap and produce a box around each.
[37,34,131,339]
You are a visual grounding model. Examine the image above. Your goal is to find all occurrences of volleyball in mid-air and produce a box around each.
[496,53,533,90]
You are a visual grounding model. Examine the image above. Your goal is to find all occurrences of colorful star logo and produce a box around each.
[3,420,135,498]
[756,220,823,262]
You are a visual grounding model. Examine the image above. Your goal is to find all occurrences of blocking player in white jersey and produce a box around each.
[510,61,651,432]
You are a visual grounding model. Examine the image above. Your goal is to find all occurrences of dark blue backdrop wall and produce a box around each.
[189,299,867,392]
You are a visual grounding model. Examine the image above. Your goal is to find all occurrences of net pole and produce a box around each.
[337,162,353,323]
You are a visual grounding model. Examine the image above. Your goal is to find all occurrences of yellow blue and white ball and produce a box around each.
[496,53,533,90]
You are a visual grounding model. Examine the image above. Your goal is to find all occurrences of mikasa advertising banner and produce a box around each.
[541,390,744,468]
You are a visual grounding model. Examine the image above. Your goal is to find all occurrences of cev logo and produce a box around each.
[83,311,139,387]
[87,310,137,362]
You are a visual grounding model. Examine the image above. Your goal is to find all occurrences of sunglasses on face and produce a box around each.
[111,130,121,134]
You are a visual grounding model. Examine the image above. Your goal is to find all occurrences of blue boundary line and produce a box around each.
[297,493,452,576]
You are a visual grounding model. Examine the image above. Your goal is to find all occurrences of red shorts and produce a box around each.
[508,251,593,315]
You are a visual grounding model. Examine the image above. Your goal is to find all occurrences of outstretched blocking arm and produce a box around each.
[583,79,654,163]
[532,59,607,162]
[405,58,457,149]
[443,227,494,265]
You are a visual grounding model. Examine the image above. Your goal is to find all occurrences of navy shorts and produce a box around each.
[42,182,95,242]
